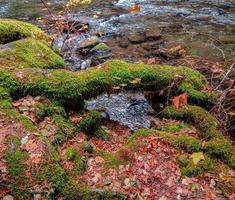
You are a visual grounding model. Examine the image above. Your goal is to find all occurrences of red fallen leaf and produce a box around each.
[0,188,11,197]
[172,93,188,110]
[205,190,213,200]
[147,58,157,65]
[202,85,213,93]
[128,4,141,13]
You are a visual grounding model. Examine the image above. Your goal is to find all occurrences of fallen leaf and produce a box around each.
[191,152,205,165]
[172,93,188,110]
[147,58,156,65]
[128,4,141,13]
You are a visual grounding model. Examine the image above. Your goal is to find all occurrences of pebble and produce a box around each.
[81,59,92,70]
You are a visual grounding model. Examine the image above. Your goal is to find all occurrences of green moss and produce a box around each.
[35,102,66,120]
[81,141,94,153]
[0,68,20,97]
[65,147,86,175]
[158,122,189,133]
[0,19,45,44]
[0,86,11,100]
[91,43,110,52]
[159,105,235,168]
[159,105,221,140]
[204,137,235,168]
[79,111,102,133]
[5,137,31,199]
[20,60,214,108]
[53,114,78,144]
[178,154,217,177]
[0,38,65,69]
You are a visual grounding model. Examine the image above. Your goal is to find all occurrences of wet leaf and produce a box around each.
[191,152,205,165]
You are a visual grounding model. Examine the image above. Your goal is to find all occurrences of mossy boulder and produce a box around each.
[0,19,45,44]
[0,38,65,69]
[91,42,110,52]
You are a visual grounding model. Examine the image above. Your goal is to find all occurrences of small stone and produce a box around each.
[33,194,42,200]
[91,43,110,52]
[3,195,14,200]
[145,28,161,40]
[21,135,29,145]
[210,179,216,188]
[127,32,145,43]
[79,36,100,48]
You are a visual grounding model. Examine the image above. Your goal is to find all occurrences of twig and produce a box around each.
[215,62,235,91]
[40,0,52,15]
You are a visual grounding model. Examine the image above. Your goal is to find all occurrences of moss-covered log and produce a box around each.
[158,105,235,168]
[9,60,214,108]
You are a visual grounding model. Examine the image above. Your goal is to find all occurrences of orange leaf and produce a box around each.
[172,92,188,110]
[128,4,141,13]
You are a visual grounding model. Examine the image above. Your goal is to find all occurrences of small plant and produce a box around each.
[65,147,86,175]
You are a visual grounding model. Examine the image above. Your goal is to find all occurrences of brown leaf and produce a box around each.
[172,93,188,110]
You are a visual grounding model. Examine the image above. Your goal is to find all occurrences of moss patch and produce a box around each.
[178,153,217,177]
[53,114,78,144]
[0,19,45,44]
[5,137,31,199]
[0,38,65,69]
[159,105,221,140]
[65,147,86,175]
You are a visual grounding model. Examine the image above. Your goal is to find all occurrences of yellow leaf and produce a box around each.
[114,76,122,80]
[191,152,205,165]
[112,86,120,90]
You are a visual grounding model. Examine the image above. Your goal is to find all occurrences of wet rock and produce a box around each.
[141,40,164,51]
[145,28,162,40]
[79,36,100,49]
[127,32,145,44]
[81,59,92,70]
[3,195,14,200]
[91,43,110,53]
[86,92,153,131]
